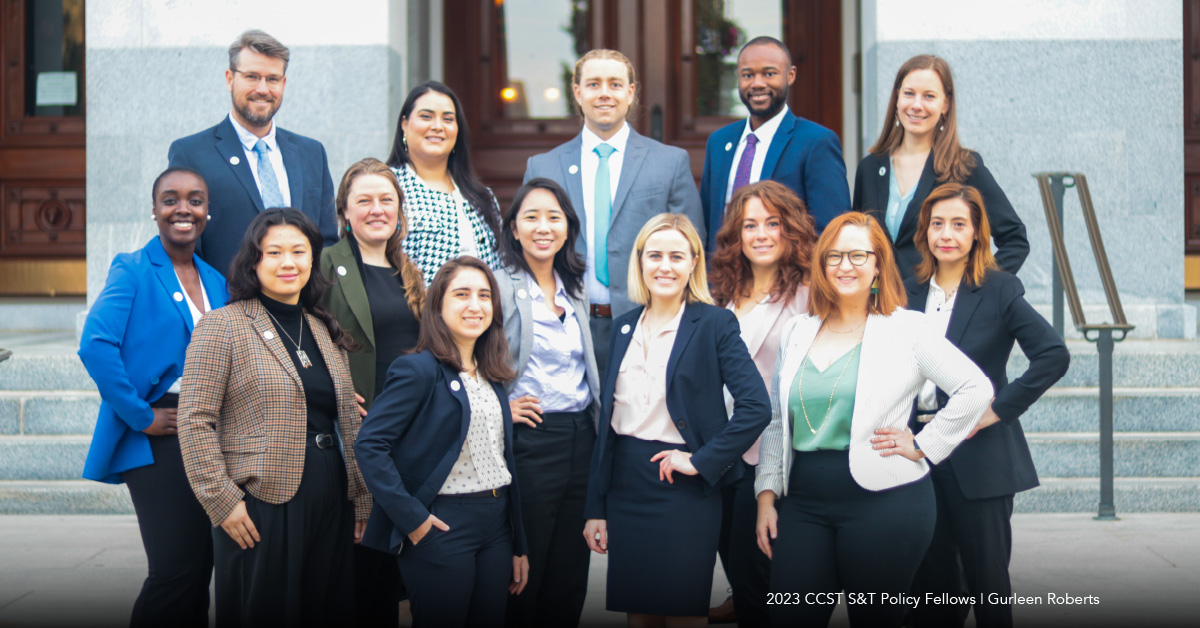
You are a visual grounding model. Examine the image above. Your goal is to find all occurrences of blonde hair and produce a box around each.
[626,214,713,306]
[572,49,639,114]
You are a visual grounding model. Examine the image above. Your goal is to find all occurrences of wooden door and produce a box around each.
[1185,0,1200,287]
[443,0,842,207]
[0,0,86,296]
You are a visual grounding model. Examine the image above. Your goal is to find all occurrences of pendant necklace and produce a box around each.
[264,308,313,368]
[797,328,860,435]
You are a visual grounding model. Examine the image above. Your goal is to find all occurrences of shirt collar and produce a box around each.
[582,121,631,155]
[229,112,278,152]
[929,275,957,304]
[526,272,574,313]
[739,106,789,145]
[636,301,688,341]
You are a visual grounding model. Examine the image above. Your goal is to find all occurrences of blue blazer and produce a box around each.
[79,236,229,483]
[583,302,771,519]
[700,109,850,247]
[167,116,338,276]
[355,350,529,556]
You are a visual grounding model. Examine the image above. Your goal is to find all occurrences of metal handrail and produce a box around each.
[1033,172,1133,521]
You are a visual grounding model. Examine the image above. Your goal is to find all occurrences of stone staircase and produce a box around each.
[1,332,1198,514]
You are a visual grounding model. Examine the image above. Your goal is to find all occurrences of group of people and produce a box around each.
[77,28,1070,628]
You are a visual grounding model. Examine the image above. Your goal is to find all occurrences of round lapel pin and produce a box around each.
[725,142,733,151]
[879,166,886,176]
[517,289,527,299]
[173,292,183,302]
[451,380,461,392]
[263,331,274,340]
[230,156,240,166]
[621,324,631,334]
[337,266,347,276]
[569,165,579,175]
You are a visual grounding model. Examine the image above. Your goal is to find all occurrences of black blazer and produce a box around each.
[905,270,1069,499]
[853,151,1029,281]
[583,302,770,519]
[354,350,528,555]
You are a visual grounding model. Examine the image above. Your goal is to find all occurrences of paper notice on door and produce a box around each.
[35,72,78,106]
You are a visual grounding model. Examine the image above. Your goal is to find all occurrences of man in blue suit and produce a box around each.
[700,36,850,247]
[523,49,704,374]
[167,30,337,276]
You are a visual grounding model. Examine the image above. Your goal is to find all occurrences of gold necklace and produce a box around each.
[823,317,867,335]
[797,336,860,435]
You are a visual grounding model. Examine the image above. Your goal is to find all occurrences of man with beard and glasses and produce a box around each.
[700,36,850,250]
[168,29,337,276]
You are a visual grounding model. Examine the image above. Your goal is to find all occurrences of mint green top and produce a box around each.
[790,346,861,451]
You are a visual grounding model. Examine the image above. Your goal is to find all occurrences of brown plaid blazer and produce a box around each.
[178,298,371,526]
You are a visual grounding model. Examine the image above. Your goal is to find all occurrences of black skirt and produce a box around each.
[605,435,721,616]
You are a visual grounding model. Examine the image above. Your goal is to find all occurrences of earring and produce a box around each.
[346,225,351,233]
[871,277,879,309]
[894,119,900,127]
[402,134,408,151]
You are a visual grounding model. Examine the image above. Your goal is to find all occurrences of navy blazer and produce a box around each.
[167,116,337,276]
[584,302,771,519]
[700,109,850,246]
[355,350,528,556]
[853,151,1029,281]
[905,270,1069,499]
[79,236,229,483]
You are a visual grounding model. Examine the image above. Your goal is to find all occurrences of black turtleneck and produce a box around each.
[258,294,337,435]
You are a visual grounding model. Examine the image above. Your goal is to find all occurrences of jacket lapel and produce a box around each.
[743,297,786,360]
[197,258,229,309]
[896,153,938,243]
[907,280,931,314]
[759,111,795,180]
[611,128,647,225]
[665,304,701,394]
[945,284,983,346]
[711,124,739,215]
[439,363,472,442]
[147,238,197,332]
[557,137,588,259]
[331,240,376,350]
[512,271,535,375]
[603,308,640,401]
[848,314,883,428]
[277,130,305,211]
[248,300,304,390]
[872,154,891,239]
[215,118,265,212]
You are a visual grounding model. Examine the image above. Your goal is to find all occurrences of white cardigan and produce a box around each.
[755,310,992,497]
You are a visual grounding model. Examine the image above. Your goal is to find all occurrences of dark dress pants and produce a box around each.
[910,462,1015,628]
[505,410,595,628]
[122,432,213,628]
[354,544,403,627]
[399,493,514,628]
[770,450,935,628]
[212,444,355,628]
[589,315,612,378]
[717,461,772,627]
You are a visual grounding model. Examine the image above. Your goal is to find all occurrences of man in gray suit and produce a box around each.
[523,49,704,373]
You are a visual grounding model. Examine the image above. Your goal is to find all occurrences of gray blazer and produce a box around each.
[497,268,602,431]
[523,126,705,317]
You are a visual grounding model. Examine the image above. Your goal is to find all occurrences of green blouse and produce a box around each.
[790,345,861,451]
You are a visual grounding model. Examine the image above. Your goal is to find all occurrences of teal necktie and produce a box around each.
[593,143,616,286]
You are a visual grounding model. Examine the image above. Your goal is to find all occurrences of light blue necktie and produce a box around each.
[593,143,616,286]
[252,139,285,209]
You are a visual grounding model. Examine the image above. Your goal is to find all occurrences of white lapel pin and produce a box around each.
[517,289,527,299]
[621,324,631,334]
[337,266,347,276]
[451,380,461,392]
[725,142,733,151]
[879,166,886,176]
[263,331,274,340]
[230,156,240,166]
[173,292,183,302]
[569,165,579,175]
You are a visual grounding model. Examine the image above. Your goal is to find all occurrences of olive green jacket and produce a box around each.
[321,237,381,408]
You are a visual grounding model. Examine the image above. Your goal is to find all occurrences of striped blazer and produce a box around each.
[178,298,371,526]
[755,309,992,497]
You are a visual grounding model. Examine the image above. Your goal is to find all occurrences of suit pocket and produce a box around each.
[220,434,267,453]
[628,185,666,201]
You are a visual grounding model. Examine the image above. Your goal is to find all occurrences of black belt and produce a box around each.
[307,433,336,449]
[445,487,507,499]
[150,392,179,409]
[590,304,612,318]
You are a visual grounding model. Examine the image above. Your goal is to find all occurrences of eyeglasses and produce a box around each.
[823,250,875,266]
[234,70,284,87]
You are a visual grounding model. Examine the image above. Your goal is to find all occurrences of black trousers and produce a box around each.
[399,492,514,628]
[505,410,595,628]
[770,450,935,628]
[212,444,355,628]
[909,462,1015,628]
[589,315,612,377]
[353,544,404,627]
[122,432,213,628]
[717,461,772,627]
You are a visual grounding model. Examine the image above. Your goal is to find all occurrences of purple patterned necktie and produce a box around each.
[731,133,759,193]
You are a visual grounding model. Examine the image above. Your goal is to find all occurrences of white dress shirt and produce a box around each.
[167,269,211,394]
[508,273,591,412]
[723,106,790,206]
[580,122,630,305]
[918,276,959,412]
[229,113,291,207]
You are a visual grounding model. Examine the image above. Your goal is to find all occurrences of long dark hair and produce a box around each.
[868,54,975,183]
[499,178,586,300]
[228,208,356,351]
[414,257,515,383]
[386,81,503,239]
[335,157,425,317]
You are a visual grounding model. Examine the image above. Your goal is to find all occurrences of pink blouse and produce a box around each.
[610,304,688,445]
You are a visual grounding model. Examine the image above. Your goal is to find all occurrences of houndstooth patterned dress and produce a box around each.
[392,165,503,285]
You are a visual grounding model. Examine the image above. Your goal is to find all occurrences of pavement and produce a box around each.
[0,513,1196,627]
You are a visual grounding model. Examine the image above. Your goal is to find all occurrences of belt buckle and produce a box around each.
[315,433,335,449]
[491,488,499,497]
